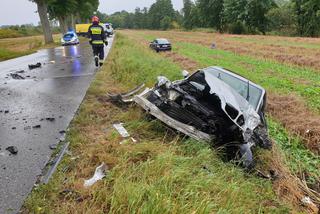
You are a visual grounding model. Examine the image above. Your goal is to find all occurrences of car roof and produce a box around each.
[156,38,169,42]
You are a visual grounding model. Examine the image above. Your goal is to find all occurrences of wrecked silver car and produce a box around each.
[109,66,272,169]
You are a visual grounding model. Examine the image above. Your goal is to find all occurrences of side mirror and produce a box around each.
[182,70,190,78]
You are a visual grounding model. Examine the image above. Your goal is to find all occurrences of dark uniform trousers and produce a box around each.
[92,45,104,60]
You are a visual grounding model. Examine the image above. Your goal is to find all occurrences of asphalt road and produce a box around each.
[0,37,113,213]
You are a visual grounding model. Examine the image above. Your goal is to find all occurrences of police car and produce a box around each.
[61,31,80,46]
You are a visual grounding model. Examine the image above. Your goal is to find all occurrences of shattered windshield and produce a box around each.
[198,68,263,110]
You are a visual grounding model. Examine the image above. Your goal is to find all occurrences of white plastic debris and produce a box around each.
[131,137,137,143]
[113,123,130,138]
[84,163,107,187]
[301,196,313,206]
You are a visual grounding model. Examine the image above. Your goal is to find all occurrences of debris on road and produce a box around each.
[6,146,18,155]
[109,66,272,169]
[45,117,55,122]
[10,73,25,80]
[84,163,107,187]
[28,62,42,70]
[113,123,130,138]
[4,110,9,114]
[211,43,216,49]
[49,144,58,150]
[32,125,41,129]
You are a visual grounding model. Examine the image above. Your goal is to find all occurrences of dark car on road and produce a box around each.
[150,38,172,52]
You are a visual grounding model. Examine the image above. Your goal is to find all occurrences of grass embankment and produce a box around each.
[24,33,302,213]
[122,30,320,185]
[0,34,61,61]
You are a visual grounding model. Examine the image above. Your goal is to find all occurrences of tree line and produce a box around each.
[30,0,98,43]
[103,0,320,37]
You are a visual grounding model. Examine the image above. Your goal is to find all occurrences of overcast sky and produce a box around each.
[0,0,183,26]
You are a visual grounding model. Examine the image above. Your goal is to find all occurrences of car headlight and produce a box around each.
[156,45,160,48]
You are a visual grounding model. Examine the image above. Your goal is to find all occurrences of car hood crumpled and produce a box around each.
[204,71,261,132]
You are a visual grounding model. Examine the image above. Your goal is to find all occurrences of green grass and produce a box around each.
[0,35,61,61]
[0,48,33,61]
[23,32,301,213]
[135,31,320,112]
[172,42,320,112]
[267,118,320,184]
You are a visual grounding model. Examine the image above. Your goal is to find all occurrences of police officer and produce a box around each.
[88,16,108,67]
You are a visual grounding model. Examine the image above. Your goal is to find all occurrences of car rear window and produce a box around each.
[63,34,74,39]
[157,39,169,44]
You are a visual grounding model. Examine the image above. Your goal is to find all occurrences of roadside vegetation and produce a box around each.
[0,25,60,39]
[105,0,320,37]
[0,34,61,61]
[24,32,319,213]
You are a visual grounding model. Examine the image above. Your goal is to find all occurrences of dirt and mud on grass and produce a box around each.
[0,34,61,61]
[23,32,320,213]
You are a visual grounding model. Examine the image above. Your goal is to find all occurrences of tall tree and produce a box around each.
[246,0,276,34]
[182,0,194,29]
[30,0,53,44]
[294,0,320,36]
[197,0,224,31]
[148,0,175,29]
[48,0,77,33]
[224,0,248,24]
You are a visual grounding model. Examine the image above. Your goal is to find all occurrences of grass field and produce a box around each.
[23,31,320,213]
[0,34,61,61]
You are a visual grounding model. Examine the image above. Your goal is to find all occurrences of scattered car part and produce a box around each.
[10,73,25,80]
[107,83,145,104]
[84,163,107,187]
[150,38,172,52]
[41,142,70,184]
[6,146,18,155]
[28,62,42,70]
[113,123,130,138]
[108,66,272,169]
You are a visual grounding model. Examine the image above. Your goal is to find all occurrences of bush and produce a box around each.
[0,29,21,39]
[228,21,247,34]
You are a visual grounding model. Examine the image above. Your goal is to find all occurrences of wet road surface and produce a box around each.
[0,37,113,213]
